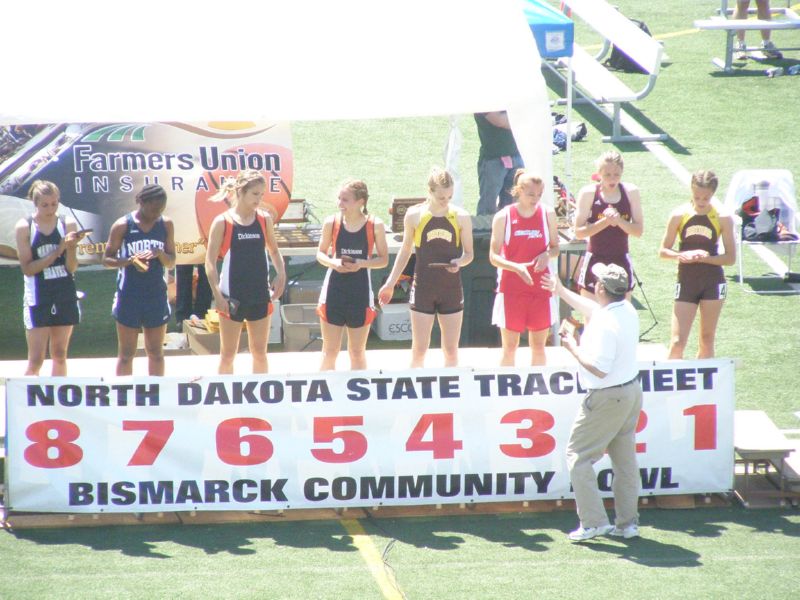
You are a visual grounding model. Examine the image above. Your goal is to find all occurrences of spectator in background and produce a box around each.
[475,111,524,215]
[316,179,388,371]
[574,151,643,314]
[734,1,782,60]
[379,168,473,367]
[205,170,286,374]
[174,263,212,326]
[489,169,559,366]
[16,180,85,376]
[659,170,736,359]
[103,184,176,376]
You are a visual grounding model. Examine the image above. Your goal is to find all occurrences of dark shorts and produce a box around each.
[675,278,727,304]
[409,281,464,315]
[24,299,81,330]
[113,293,171,329]
[317,303,376,329]
[578,252,634,294]
[225,301,273,323]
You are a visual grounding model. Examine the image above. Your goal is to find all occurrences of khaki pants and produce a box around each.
[566,380,643,529]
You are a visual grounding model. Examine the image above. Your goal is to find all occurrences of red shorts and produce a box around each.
[492,292,555,333]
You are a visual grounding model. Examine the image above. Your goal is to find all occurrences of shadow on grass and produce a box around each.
[9,519,360,559]
[576,535,702,567]
[730,273,800,295]
[8,505,799,560]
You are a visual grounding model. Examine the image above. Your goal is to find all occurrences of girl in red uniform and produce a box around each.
[490,170,559,366]
[378,168,473,367]
[659,170,735,359]
[205,170,286,374]
[316,180,388,370]
[574,151,643,310]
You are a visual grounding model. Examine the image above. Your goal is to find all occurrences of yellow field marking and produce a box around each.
[341,518,405,600]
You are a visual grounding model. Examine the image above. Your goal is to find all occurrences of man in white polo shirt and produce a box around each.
[545,262,643,542]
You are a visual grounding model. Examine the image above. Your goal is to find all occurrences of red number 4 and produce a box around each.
[406,413,463,459]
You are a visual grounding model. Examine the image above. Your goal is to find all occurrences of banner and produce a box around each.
[0,122,292,265]
[4,360,734,513]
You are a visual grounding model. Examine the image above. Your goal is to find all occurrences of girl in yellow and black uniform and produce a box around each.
[378,168,473,368]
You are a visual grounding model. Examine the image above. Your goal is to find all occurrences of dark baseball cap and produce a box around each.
[591,262,628,295]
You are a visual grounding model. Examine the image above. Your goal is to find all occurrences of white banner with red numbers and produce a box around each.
[4,359,734,513]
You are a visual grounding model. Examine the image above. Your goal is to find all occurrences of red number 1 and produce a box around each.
[683,404,717,450]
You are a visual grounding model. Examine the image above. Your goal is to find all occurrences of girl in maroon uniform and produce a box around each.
[489,170,559,366]
[659,170,735,359]
[316,180,388,370]
[574,152,643,311]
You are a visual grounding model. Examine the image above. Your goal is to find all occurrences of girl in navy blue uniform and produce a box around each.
[103,184,176,376]
[316,180,388,370]
[205,170,286,374]
[15,180,85,376]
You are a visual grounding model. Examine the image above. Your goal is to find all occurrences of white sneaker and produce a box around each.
[734,40,747,61]
[761,41,783,60]
[568,524,614,542]
[609,525,640,539]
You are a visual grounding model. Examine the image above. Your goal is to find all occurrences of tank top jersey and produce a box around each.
[497,203,550,297]
[218,214,270,304]
[413,208,462,289]
[586,183,632,256]
[319,218,373,309]
[115,212,167,298]
[677,206,724,281]
[23,216,76,307]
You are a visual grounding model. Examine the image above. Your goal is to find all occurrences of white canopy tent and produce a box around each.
[2,0,552,204]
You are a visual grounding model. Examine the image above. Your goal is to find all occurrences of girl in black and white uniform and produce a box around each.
[205,170,286,374]
[15,180,85,376]
[316,180,388,370]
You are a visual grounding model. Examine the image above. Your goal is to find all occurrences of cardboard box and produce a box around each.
[183,301,281,354]
[374,303,412,341]
[286,280,323,304]
[281,303,322,351]
[135,332,190,357]
[183,321,248,355]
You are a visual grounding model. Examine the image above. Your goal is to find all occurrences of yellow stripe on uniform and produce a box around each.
[340,518,405,600]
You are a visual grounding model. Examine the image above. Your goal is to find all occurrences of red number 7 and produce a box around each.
[123,420,175,466]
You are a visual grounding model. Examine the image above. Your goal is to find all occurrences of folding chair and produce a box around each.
[723,169,800,292]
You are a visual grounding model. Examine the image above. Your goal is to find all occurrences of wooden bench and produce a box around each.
[734,410,800,506]
[694,0,800,72]
[546,0,668,143]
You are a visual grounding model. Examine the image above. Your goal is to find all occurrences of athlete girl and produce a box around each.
[205,170,286,374]
[316,180,388,370]
[574,151,643,310]
[659,170,735,359]
[378,167,473,367]
[103,184,176,376]
[489,170,559,366]
[16,180,85,376]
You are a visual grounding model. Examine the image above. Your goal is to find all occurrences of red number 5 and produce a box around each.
[311,416,368,463]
